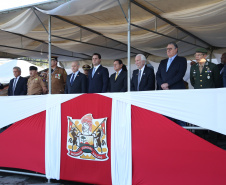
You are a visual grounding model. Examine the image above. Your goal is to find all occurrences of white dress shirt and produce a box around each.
[139,65,145,81]
[13,76,20,90]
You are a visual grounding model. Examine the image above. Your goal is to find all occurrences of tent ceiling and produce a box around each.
[0,0,225,62]
[137,0,221,14]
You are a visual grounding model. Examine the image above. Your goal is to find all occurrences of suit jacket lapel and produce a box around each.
[115,70,122,82]
[93,65,102,78]
[140,66,148,83]
[167,56,177,72]
[134,69,139,87]
[14,77,21,91]
[72,71,80,86]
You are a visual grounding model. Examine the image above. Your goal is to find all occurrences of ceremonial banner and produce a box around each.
[60,94,112,184]
[1,91,226,185]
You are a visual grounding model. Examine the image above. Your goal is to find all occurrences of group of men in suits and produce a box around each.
[64,43,188,95]
[7,42,226,96]
[65,53,128,94]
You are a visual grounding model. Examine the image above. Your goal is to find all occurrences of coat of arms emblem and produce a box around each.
[67,114,108,161]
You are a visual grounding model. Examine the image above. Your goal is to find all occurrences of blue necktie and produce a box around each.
[92,68,96,78]
[137,70,141,91]
[166,58,173,72]
[70,73,75,86]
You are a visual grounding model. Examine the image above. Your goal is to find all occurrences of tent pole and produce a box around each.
[48,15,52,94]
[127,0,131,92]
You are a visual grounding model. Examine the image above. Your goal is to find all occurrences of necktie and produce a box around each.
[51,69,54,73]
[92,68,96,78]
[115,72,118,80]
[137,69,141,91]
[166,58,173,72]
[199,65,204,73]
[70,73,75,86]
[13,77,17,95]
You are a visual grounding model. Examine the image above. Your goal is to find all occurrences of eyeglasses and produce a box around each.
[166,48,173,51]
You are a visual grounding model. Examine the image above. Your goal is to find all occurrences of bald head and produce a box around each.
[71,61,80,73]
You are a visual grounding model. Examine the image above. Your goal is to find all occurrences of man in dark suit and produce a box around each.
[156,42,187,126]
[156,42,187,90]
[8,66,27,96]
[217,53,226,87]
[65,61,87,94]
[109,59,127,92]
[88,53,109,93]
[0,83,3,89]
[131,54,155,91]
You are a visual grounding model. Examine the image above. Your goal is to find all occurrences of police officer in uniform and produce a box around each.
[47,57,67,94]
[190,48,221,89]
[82,64,91,78]
[27,66,47,95]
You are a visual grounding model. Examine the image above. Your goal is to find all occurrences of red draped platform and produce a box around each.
[0,94,226,185]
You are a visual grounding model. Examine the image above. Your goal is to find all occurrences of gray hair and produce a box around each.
[168,42,178,49]
[136,54,146,63]
[13,66,21,72]
[71,61,80,66]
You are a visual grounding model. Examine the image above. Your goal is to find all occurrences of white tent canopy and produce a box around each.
[0,0,225,62]
[0,59,44,83]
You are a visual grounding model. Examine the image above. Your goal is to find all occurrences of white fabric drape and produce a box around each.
[45,95,61,180]
[0,95,47,128]
[36,0,127,16]
[45,94,80,180]
[104,89,226,135]
[111,99,132,185]
[0,9,47,34]
[1,89,226,181]
[161,0,226,47]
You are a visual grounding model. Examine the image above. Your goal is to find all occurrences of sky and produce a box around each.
[0,0,55,12]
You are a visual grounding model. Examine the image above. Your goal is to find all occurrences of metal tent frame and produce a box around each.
[0,0,218,183]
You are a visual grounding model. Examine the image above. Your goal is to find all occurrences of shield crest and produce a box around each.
[67,114,108,161]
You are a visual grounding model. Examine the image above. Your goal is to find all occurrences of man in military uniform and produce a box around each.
[82,64,91,78]
[47,57,67,94]
[27,66,47,95]
[190,48,220,89]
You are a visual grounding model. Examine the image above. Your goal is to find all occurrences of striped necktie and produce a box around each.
[13,77,17,95]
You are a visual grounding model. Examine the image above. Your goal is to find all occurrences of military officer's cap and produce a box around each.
[51,56,58,62]
[196,48,208,54]
[29,66,38,71]
[82,64,91,71]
